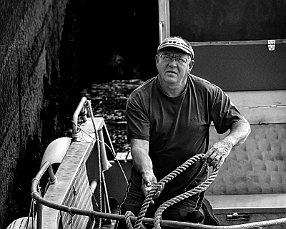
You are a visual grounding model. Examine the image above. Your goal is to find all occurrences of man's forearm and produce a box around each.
[131,139,154,176]
[223,117,251,147]
[206,117,251,167]
[130,139,157,195]
[132,147,154,176]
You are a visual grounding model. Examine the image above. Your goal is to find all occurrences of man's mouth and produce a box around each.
[166,70,177,75]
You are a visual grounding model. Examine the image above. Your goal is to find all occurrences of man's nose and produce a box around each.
[169,58,178,66]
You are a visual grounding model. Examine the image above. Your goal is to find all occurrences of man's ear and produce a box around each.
[189,59,194,70]
[155,54,160,63]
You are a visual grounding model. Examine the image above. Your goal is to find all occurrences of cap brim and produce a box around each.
[158,44,192,56]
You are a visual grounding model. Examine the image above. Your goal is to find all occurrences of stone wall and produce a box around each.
[0,0,69,227]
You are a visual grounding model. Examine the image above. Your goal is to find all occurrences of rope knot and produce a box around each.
[124,211,135,229]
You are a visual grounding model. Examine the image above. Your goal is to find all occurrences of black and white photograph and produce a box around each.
[1,1,286,228]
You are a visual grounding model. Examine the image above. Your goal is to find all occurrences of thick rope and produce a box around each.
[125,211,136,229]
[154,168,219,229]
[125,154,206,229]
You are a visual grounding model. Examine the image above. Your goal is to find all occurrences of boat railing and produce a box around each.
[30,139,286,229]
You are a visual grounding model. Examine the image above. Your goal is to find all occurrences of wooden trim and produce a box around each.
[226,90,286,124]
[238,106,286,125]
[226,90,286,107]
[158,2,286,45]
[158,0,170,42]
[42,141,94,228]
[190,39,286,47]
[206,194,286,213]
[42,118,103,228]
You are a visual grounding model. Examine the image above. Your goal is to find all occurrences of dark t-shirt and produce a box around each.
[126,73,243,198]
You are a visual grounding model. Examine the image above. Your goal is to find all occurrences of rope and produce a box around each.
[30,143,286,228]
[31,174,286,228]
[125,154,210,229]
[125,211,136,229]
[154,167,219,229]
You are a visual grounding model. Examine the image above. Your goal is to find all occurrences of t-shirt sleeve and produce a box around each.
[211,87,243,134]
[126,94,150,141]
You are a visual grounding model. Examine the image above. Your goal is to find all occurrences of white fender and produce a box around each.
[90,180,98,194]
[98,129,112,171]
[101,149,112,171]
[40,137,72,167]
[6,216,33,229]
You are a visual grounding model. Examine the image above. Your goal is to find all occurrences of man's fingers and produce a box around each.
[205,140,233,168]
[204,147,215,158]
[206,152,223,167]
[145,181,152,187]
[206,151,218,163]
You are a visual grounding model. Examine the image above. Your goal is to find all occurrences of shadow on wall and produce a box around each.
[59,0,159,88]
[5,135,42,226]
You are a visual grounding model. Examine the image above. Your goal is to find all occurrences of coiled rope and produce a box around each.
[125,153,219,229]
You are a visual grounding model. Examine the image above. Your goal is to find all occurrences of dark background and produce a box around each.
[170,0,286,42]
[170,0,286,91]
[63,0,286,92]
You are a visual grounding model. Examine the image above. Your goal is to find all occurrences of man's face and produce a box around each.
[156,48,192,86]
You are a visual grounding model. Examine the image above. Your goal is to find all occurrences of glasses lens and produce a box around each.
[160,54,188,64]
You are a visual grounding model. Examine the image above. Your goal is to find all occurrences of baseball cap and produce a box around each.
[157,37,194,58]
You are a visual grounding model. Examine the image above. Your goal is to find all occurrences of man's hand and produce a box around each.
[205,140,233,168]
[141,171,157,197]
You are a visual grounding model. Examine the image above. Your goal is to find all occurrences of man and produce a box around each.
[117,36,251,228]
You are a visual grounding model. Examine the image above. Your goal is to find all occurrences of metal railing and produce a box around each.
[31,161,286,229]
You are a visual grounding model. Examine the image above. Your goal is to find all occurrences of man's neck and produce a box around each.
[158,77,188,98]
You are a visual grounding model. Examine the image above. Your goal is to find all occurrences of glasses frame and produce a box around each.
[158,53,190,65]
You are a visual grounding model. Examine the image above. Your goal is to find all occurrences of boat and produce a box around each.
[7,1,286,228]
[7,95,286,229]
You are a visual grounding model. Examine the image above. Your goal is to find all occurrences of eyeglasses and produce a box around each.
[159,54,189,64]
